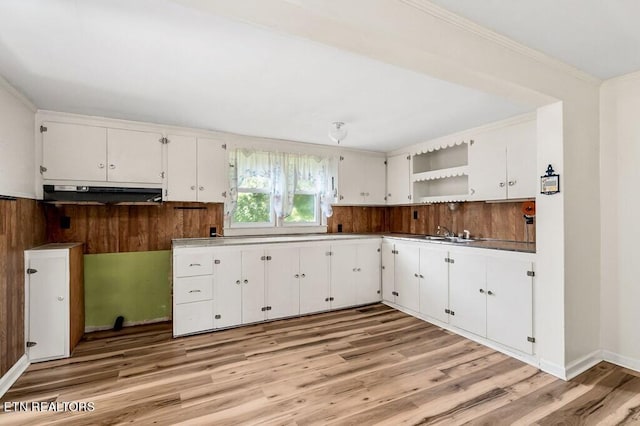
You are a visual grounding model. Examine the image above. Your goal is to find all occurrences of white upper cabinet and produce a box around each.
[41,122,163,185]
[386,153,411,205]
[196,137,228,202]
[468,119,536,200]
[337,153,386,205]
[166,135,227,202]
[107,128,163,184]
[41,122,107,182]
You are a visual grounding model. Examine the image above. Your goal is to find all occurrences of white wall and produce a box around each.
[0,76,36,198]
[600,71,640,370]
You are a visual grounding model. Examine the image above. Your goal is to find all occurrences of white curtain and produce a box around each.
[225,149,334,220]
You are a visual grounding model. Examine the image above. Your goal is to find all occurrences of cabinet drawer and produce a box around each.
[173,300,214,336]
[174,276,213,304]
[175,252,213,277]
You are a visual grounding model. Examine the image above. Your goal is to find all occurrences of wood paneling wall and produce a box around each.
[327,206,389,234]
[387,201,536,242]
[0,198,45,377]
[44,203,224,254]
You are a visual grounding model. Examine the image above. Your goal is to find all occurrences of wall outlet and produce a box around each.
[413,210,418,220]
[210,227,217,237]
[60,216,71,229]
[337,224,343,233]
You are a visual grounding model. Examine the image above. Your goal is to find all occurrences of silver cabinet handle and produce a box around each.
[479,289,485,294]
[419,274,424,278]
[508,180,516,186]
[199,186,204,191]
[470,188,475,195]
[353,268,357,272]
[365,192,370,196]
[301,273,306,278]
[499,182,505,188]
[244,279,248,284]
[236,280,241,285]
[356,268,361,272]
[57,296,64,301]
[295,274,300,278]
[98,163,105,169]
[189,263,201,267]
[188,289,201,293]
[414,273,419,277]
[487,290,494,296]
[339,195,344,200]
[109,164,116,169]
[190,185,196,190]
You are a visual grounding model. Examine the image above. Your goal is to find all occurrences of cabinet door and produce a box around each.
[241,249,266,324]
[506,120,537,199]
[419,246,449,323]
[386,154,411,205]
[197,137,228,203]
[449,251,486,337]
[393,243,420,312]
[266,246,300,320]
[107,128,163,184]
[41,122,107,182]
[212,250,242,329]
[356,241,381,305]
[299,245,331,314]
[486,257,534,354]
[337,154,364,204]
[28,255,68,361]
[468,134,506,201]
[381,241,396,303]
[330,244,359,309]
[166,135,197,202]
[362,156,387,204]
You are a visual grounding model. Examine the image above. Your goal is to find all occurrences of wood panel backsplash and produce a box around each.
[0,198,46,376]
[45,202,224,254]
[326,206,389,234]
[387,201,536,242]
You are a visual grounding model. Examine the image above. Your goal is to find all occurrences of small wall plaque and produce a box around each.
[540,164,560,195]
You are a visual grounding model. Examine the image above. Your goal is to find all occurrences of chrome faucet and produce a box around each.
[437,225,453,238]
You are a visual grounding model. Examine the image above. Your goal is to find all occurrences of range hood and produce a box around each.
[43,185,162,204]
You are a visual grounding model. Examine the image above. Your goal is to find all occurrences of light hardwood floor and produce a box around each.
[2,304,640,425]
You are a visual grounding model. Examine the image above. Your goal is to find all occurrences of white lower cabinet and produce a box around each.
[173,238,381,337]
[383,238,535,356]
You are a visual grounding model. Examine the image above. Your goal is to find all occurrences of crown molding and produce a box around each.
[0,75,37,112]
[399,0,601,87]
[601,68,640,88]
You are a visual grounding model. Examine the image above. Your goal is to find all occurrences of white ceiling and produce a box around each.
[0,0,530,152]
[430,0,640,80]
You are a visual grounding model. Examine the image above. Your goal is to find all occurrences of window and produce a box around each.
[226,149,333,230]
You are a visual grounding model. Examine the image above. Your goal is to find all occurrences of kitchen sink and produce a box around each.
[424,235,474,243]
[424,235,447,241]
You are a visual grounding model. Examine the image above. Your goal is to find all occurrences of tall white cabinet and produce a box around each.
[25,243,84,362]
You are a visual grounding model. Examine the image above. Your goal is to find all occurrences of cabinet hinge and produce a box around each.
[221,191,227,198]
[214,259,221,264]
[527,336,536,343]
[26,341,37,348]
[444,308,450,314]
[384,196,387,201]
[266,306,272,311]
[214,314,221,319]
[329,297,334,301]
[469,139,474,146]
[392,249,398,255]
[326,251,332,256]
[406,155,410,160]
[161,171,165,179]
[39,125,47,133]
[159,137,169,144]
[26,268,38,275]
[408,194,412,200]
[39,166,47,174]
[339,156,344,161]
[266,255,272,261]
[261,256,266,261]
[384,160,387,165]
[221,143,227,150]
[450,310,455,316]
[164,189,168,197]
[444,257,455,264]
[527,270,535,277]
[392,291,399,296]
[261,307,267,312]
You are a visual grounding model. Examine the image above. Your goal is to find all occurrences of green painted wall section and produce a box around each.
[84,251,171,329]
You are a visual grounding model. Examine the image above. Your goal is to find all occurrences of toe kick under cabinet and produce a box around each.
[172,238,382,337]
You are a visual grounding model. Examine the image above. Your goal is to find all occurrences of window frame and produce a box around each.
[282,189,321,227]
[230,187,276,228]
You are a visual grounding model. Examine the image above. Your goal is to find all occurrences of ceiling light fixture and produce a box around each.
[329,121,348,144]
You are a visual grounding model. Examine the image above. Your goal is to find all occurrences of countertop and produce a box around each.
[173,233,536,253]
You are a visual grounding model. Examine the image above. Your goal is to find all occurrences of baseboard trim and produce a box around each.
[565,350,603,380]
[0,355,30,398]
[538,359,567,380]
[84,317,171,333]
[603,350,640,373]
